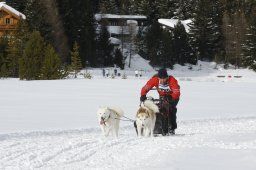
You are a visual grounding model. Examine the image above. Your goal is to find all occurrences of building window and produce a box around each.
[6,18,10,24]
[110,21,118,26]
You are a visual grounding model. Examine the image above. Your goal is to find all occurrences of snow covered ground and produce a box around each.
[1,60,256,170]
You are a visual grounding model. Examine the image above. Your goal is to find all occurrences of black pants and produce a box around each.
[159,98,179,132]
[169,99,179,130]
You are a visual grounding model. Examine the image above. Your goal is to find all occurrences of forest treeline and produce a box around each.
[1,0,256,79]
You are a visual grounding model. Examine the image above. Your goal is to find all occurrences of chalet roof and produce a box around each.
[95,14,146,21]
[109,37,121,45]
[0,2,26,19]
[158,19,192,32]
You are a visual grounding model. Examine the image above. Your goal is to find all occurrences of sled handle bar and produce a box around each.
[146,98,164,102]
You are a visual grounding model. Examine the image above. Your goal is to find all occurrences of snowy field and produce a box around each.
[1,63,256,170]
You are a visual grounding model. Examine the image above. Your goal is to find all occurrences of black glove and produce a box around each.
[140,95,147,102]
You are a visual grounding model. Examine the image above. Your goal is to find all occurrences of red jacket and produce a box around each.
[141,75,180,100]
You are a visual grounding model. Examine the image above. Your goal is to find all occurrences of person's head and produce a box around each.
[158,68,169,84]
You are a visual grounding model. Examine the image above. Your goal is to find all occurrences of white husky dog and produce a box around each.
[97,106,124,138]
[136,100,159,137]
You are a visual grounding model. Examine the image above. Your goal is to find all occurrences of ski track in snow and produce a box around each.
[1,117,256,170]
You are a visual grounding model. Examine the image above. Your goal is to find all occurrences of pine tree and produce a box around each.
[241,1,256,71]
[97,22,114,66]
[160,29,174,68]
[40,0,70,63]
[158,0,176,19]
[5,37,19,77]
[172,0,198,20]
[133,0,149,15]
[133,0,160,24]
[173,21,196,65]
[19,31,45,80]
[134,28,147,59]
[100,0,118,14]
[241,18,256,70]
[0,60,8,78]
[145,21,163,66]
[4,0,27,11]
[189,0,224,61]
[24,0,51,38]
[114,48,124,69]
[70,42,82,78]
[0,34,9,78]
[15,20,30,46]
[40,44,63,80]
[75,0,97,67]
[5,21,30,78]
[223,0,256,68]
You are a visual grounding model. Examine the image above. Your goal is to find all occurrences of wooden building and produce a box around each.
[95,14,147,44]
[0,2,26,36]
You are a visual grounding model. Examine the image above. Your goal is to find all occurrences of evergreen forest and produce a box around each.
[1,0,256,80]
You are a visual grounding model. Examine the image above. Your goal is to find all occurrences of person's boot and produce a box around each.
[168,128,175,135]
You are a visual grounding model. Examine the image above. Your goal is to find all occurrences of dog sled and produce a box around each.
[134,96,174,136]
[150,96,174,136]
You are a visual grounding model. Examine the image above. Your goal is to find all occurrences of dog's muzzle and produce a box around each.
[100,117,106,125]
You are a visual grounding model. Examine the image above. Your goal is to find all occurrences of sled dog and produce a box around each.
[136,100,159,137]
[97,106,124,138]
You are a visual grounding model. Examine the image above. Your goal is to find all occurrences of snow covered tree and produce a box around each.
[172,0,198,20]
[241,18,256,71]
[173,21,196,65]
[70,42,82,78]
[132,0,160,24]
[189,0,224,61]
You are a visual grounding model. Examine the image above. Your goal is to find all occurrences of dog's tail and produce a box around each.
[143,100,159,113]
[109,106,124,117]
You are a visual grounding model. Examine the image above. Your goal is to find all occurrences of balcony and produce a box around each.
[0,24,16,31]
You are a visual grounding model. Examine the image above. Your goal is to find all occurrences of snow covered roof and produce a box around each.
[127,20,138,25]
[158,19,191,32]
[107,26,130,35]
[109,37,121,45]
[95,14,146,21]
[0,2,26,19]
